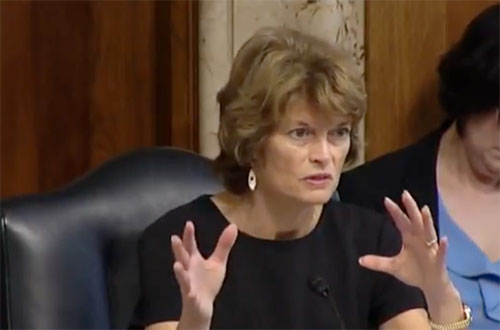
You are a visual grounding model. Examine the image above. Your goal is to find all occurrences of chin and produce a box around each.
[293,189,334,205]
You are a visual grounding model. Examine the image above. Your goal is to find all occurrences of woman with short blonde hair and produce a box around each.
[139,26,468,330]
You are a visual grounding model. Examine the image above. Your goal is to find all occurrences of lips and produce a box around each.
[303,174,333,188]
[304,173,332,180]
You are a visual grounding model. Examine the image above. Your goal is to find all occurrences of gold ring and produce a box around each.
[425,238,438,247]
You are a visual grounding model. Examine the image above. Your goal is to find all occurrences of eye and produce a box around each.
[289,127,311,140]
[329,127,351,140]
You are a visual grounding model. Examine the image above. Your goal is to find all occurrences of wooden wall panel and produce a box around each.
[154,1,172,147]
[167,0,199,151]
[89,1,155,166]
[1,1,39,196]
[30,1,92,192]
[153,0,199,151]
[446,1,497,44]
[365,0,497,161]
[365,1,446,161]
[0,1,198,198]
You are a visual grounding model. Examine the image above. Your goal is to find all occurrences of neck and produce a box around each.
[440,124,500,192]
[223,190,322,240]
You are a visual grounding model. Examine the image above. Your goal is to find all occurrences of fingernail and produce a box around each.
[358,257,364,265]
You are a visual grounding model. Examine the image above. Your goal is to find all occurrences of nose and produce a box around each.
[309,137,330,166]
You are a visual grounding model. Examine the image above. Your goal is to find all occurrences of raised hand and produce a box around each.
[171,221,238,322]
[359,190,450,292]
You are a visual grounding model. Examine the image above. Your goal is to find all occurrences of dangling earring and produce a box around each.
[248,169,257,191]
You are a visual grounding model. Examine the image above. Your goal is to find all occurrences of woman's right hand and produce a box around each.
[171,221,238,324]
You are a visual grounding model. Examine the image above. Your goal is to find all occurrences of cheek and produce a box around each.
[331,141,350,163]
[464,117,500,148]
[258,140,301,175]
[268,145,307,174]
[467,130,488,150]
[463,135,487,160]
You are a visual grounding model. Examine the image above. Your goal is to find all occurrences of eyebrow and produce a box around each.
[337,121,352,127]
[291,119,352,127]
[295,120,312,126]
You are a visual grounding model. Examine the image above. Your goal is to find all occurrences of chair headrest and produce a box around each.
[1,147,222,329]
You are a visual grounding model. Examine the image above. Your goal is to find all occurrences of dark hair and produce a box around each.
[437,4,499,133]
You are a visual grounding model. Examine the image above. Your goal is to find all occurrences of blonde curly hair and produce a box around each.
[214,26,366,194]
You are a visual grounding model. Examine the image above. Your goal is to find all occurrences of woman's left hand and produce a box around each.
[359,190,450,293]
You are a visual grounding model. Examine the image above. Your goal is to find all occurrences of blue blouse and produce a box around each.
[438,193,500,329]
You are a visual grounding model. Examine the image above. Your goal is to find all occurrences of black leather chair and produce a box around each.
[0,147,222,329]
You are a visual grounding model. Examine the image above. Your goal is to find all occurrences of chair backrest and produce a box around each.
[0,147,222,329]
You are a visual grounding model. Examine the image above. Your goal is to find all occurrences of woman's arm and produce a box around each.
[380,284,466,330]
[144,221,238,330]
[144,306,211,330]
[146,321,178,330]
[360,191,469,329]
[380,283,467,330]
[146,312,210,330]
[145,309,211,330]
